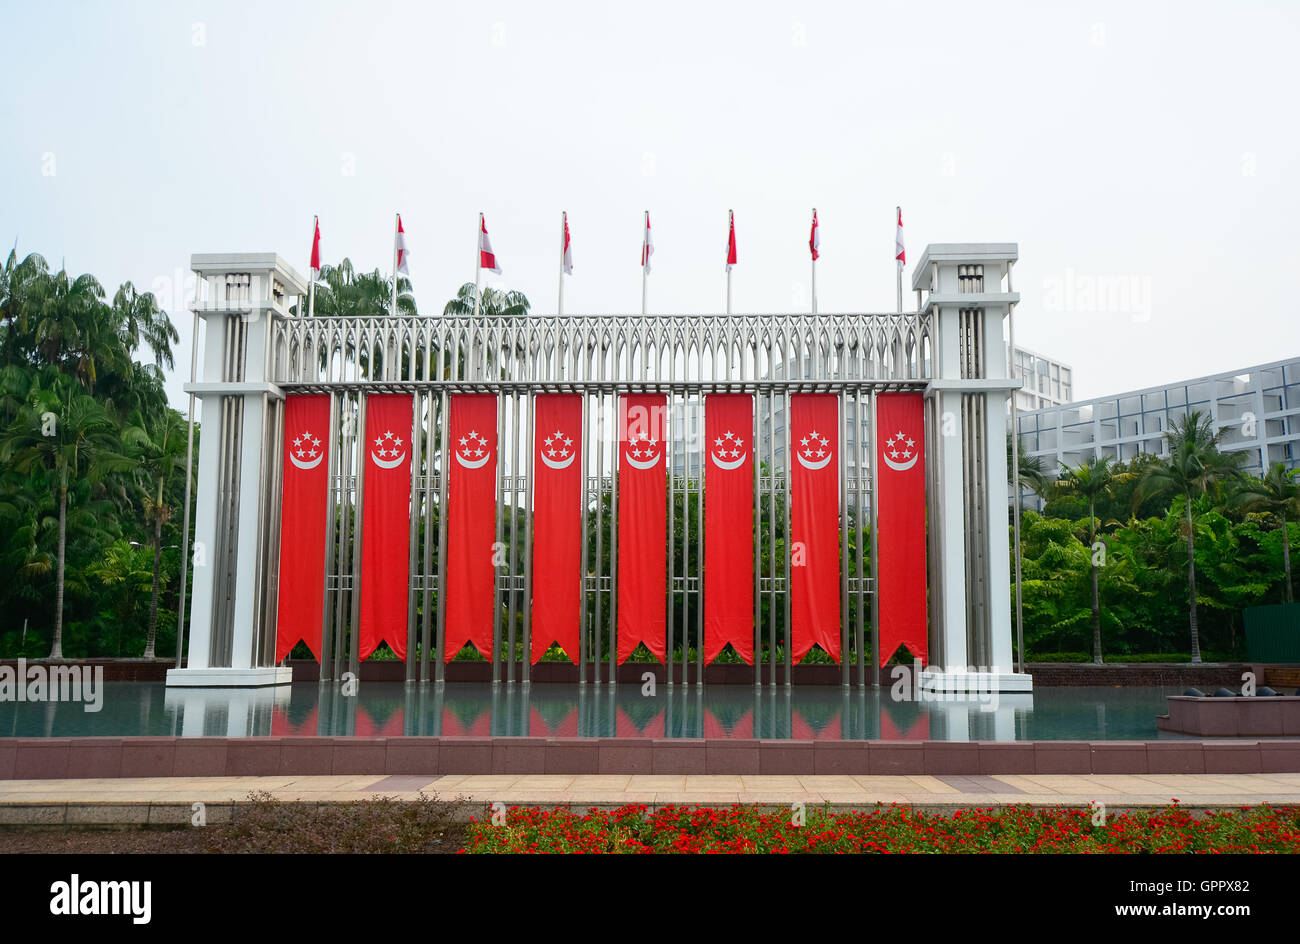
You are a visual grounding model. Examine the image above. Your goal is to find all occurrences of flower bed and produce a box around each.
[463,803,1300,854]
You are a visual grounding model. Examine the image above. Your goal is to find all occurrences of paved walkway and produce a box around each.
[1,773,1299,824]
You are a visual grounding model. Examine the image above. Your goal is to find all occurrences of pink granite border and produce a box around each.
[2,736,1299,779]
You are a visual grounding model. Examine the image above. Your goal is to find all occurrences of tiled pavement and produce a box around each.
[1,773,1299,825]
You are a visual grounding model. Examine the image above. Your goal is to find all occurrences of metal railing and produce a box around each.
[267,311,935,687]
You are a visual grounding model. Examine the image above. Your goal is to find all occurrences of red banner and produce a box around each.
[274,394,330,662]
[704,394,754,663]
[358,394,413,661]
[876,392,928,666]
[617,394,667,663]
[445,394,498,661]
[531,394,583,663]
[789,394,840,663]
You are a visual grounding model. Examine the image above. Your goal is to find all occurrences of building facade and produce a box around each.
[1015,356,1300,477]
[1013,346,1073,412]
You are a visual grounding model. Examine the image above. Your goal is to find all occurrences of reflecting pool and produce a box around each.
[0,682,1193,741]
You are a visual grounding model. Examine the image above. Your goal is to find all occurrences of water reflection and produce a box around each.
[0,681,1189,741]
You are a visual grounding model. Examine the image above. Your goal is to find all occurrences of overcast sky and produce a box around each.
[3,0,1297,412]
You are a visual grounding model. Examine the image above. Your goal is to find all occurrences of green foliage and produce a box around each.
[0,248,189,659]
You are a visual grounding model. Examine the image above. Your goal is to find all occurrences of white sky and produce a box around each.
[3,0,1297,412]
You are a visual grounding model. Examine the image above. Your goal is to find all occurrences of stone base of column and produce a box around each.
[165,666,294,688]
[918,667,1033,694]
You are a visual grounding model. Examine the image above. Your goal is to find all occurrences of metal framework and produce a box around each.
[267,310,935,687]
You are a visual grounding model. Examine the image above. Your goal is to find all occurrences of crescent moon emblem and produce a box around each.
[711,450,747,471]
[540,450,576,470]
[455,450,491,470]
[795,450,833,471]
[624,451,661,470]
[371,450,406,470]
[289,451,324,471]
[882,451,919,472]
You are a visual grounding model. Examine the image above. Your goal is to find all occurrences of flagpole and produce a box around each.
[391,213,399,320]
[558,211,566,316]
[726,209,733,315]
[641,210,648,316]
[475,212,483,320]
[811,208,817,314]
[896,206,904,314]
[308,215,318,319]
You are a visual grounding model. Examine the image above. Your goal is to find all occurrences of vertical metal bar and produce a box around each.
[320,390,338,682]
[609,387,619,686]
[783,387,792,687]
[406,390,421,683]
[435,388,449,685]
[421,385,435,684]
[695,394,703,685]
[593,390,604,685]
[348,392,368,682]
[332,393,352,684]
[767,389,776,687]
[507,390,520,682]
[840,388,850,687]
[1007,260,1025,675]
[855,387,866,688]
[492,387,505,684]
[870,388,881,687]
[667,387,675,685]
[522,389,534,685]
[753,386,761,687]
[681,395,690,683]
[175,301,200,668]
[578,389,590,683]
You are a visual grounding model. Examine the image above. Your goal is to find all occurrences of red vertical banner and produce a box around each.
[358,394,413,661]
[445,394,498,661]
[531,394,583,663]
[789,394,840,663]
[704,394,754,663]
[876,392,928,666]
[617,394,667,663]
[274,394,331,661]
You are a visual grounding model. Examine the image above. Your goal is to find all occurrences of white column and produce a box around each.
[982,307,1014,675]
[935,305,969,672]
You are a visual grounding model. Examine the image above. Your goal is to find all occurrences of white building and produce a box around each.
[1016,356,1300,477]
[1013,347,1073,412]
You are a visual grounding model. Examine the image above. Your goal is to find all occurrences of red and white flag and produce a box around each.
[895,207,905,266]
[275,394,330,662]
[358,394,414,661]
[479,214,501,274]
[876,393,927,666]
[641,212,654,274]
[309,218,321,278]
[562,212,573,275]
[395,215,409,275]
[790,393,840,663]
[809,209,820,261]
[726,211,737,272]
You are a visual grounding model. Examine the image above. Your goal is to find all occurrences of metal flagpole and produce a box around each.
[896,207,904,314]
[391,214,399,320]
[641,211,649,316]
[558,211,566,316]
[175,288,201,668]
[475,213,483,320]
[726,210,733,315]
[811,208,817,315]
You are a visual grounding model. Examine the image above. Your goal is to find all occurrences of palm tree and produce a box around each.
[1056,456,1120,664]
[442,283,530,320]
[112,282,178,372]
[0,250,48,367]
[27,269,108,374]
[1233,462,1300,603]
[122,406,189,658]
[1139,410,1245,662]
[0,374,134,658]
